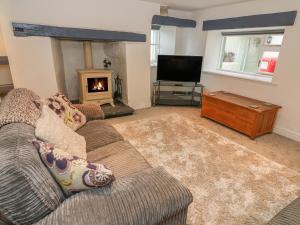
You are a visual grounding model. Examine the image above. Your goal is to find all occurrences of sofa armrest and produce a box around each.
[36,167,193,225]
[266,197,300,225]
[73,104,104,121]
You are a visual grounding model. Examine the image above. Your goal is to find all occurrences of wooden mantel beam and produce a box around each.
[12,22,146,42]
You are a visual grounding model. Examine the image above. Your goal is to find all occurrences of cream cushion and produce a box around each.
[35,105,87,159]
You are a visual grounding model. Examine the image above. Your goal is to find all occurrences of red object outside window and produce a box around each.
[259,52,279,74]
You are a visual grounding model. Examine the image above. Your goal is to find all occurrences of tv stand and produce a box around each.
[153,81,204,107]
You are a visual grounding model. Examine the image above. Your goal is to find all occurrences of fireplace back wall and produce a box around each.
[61,41,107,101]
[60,40,128,104]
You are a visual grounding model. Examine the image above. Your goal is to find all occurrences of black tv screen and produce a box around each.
[157,55,203,82]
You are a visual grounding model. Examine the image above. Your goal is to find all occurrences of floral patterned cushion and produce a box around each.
[32,140,115,196]
[45,93,86,131]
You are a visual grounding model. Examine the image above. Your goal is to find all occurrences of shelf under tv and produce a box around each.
[152,81,204,107]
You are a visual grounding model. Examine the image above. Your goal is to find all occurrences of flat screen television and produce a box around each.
[157,55,203,82]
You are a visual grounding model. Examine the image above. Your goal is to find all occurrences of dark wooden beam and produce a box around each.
[151,24,161,30]
[203,11,297,31]
[0,56,9,65]
[12,23,146,42]
[152,15,196,28]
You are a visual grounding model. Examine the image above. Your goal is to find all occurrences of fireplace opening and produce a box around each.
[87,77,108,93]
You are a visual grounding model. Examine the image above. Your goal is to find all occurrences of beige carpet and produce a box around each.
[113,113,300,225]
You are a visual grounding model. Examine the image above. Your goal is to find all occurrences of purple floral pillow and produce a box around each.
[32,139,115,196]
[45,93,87,131]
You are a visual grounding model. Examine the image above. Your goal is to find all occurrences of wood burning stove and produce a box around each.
[78,69,114,106]
[78,41,114,106]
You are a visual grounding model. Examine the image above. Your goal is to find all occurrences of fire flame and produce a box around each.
[93,80,105,91]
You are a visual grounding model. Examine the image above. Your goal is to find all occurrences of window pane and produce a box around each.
[243,36,264,74]
[151,30,160,45]
[150,45,159,65]
[219,31,283,76]
[259,51,279,74]
[150,30,160,65]
[220,36,249,72]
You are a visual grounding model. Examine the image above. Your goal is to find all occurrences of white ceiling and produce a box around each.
[139,0,255,11]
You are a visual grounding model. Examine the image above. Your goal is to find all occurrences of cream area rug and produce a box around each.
[113,113,300,225]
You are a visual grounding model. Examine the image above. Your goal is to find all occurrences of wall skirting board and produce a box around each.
[274,126,300,142]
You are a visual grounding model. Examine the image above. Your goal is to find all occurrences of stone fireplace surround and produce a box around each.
[59,40,128,105]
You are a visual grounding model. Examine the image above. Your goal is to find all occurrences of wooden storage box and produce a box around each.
[201,91,281,139]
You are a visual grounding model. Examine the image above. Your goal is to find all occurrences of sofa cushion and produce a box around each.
[35,105,87,159]
[0,123,65,225]
[77,120,123,152]
[267,197,300,225]
[33,140,115,196]
[39,93,87,131]
[0,88,41,128]
[87,141,151,178]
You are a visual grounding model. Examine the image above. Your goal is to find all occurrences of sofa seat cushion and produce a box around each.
[77,120,123,152]
[87,141,151,178]
[0,123,65,225]
[35,167,193,225]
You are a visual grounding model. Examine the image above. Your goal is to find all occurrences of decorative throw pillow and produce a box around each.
[35,105,87,159]
[0,88,41,128]
[45,93,86,131]
[32,140,115,196]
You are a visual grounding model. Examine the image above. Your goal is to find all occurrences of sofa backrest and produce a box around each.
[0,123,65,225]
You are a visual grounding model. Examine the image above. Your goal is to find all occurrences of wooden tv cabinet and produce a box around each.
[201,91,281,139]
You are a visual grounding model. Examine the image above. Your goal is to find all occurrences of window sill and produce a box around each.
[203,70,276,84]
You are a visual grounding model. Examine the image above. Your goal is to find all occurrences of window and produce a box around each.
[150,29,160,66]
[219,30,284,76]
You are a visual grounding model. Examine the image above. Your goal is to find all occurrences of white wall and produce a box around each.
[0,0,159,109]
[104,42,128,103]
[51,39,67,94]
[60,41,85,101]
[0,29,7,56]
[0,26,13,86]
[170,9,203,56]
[193,0,300,141]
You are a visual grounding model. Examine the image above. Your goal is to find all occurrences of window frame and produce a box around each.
[218,29,284,78]
[150,29,160,66]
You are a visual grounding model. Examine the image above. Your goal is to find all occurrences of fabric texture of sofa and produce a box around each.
[266,197,300,225]
[0,89,193,225]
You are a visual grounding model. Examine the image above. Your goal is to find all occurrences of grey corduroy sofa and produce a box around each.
[0,92,193,225]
